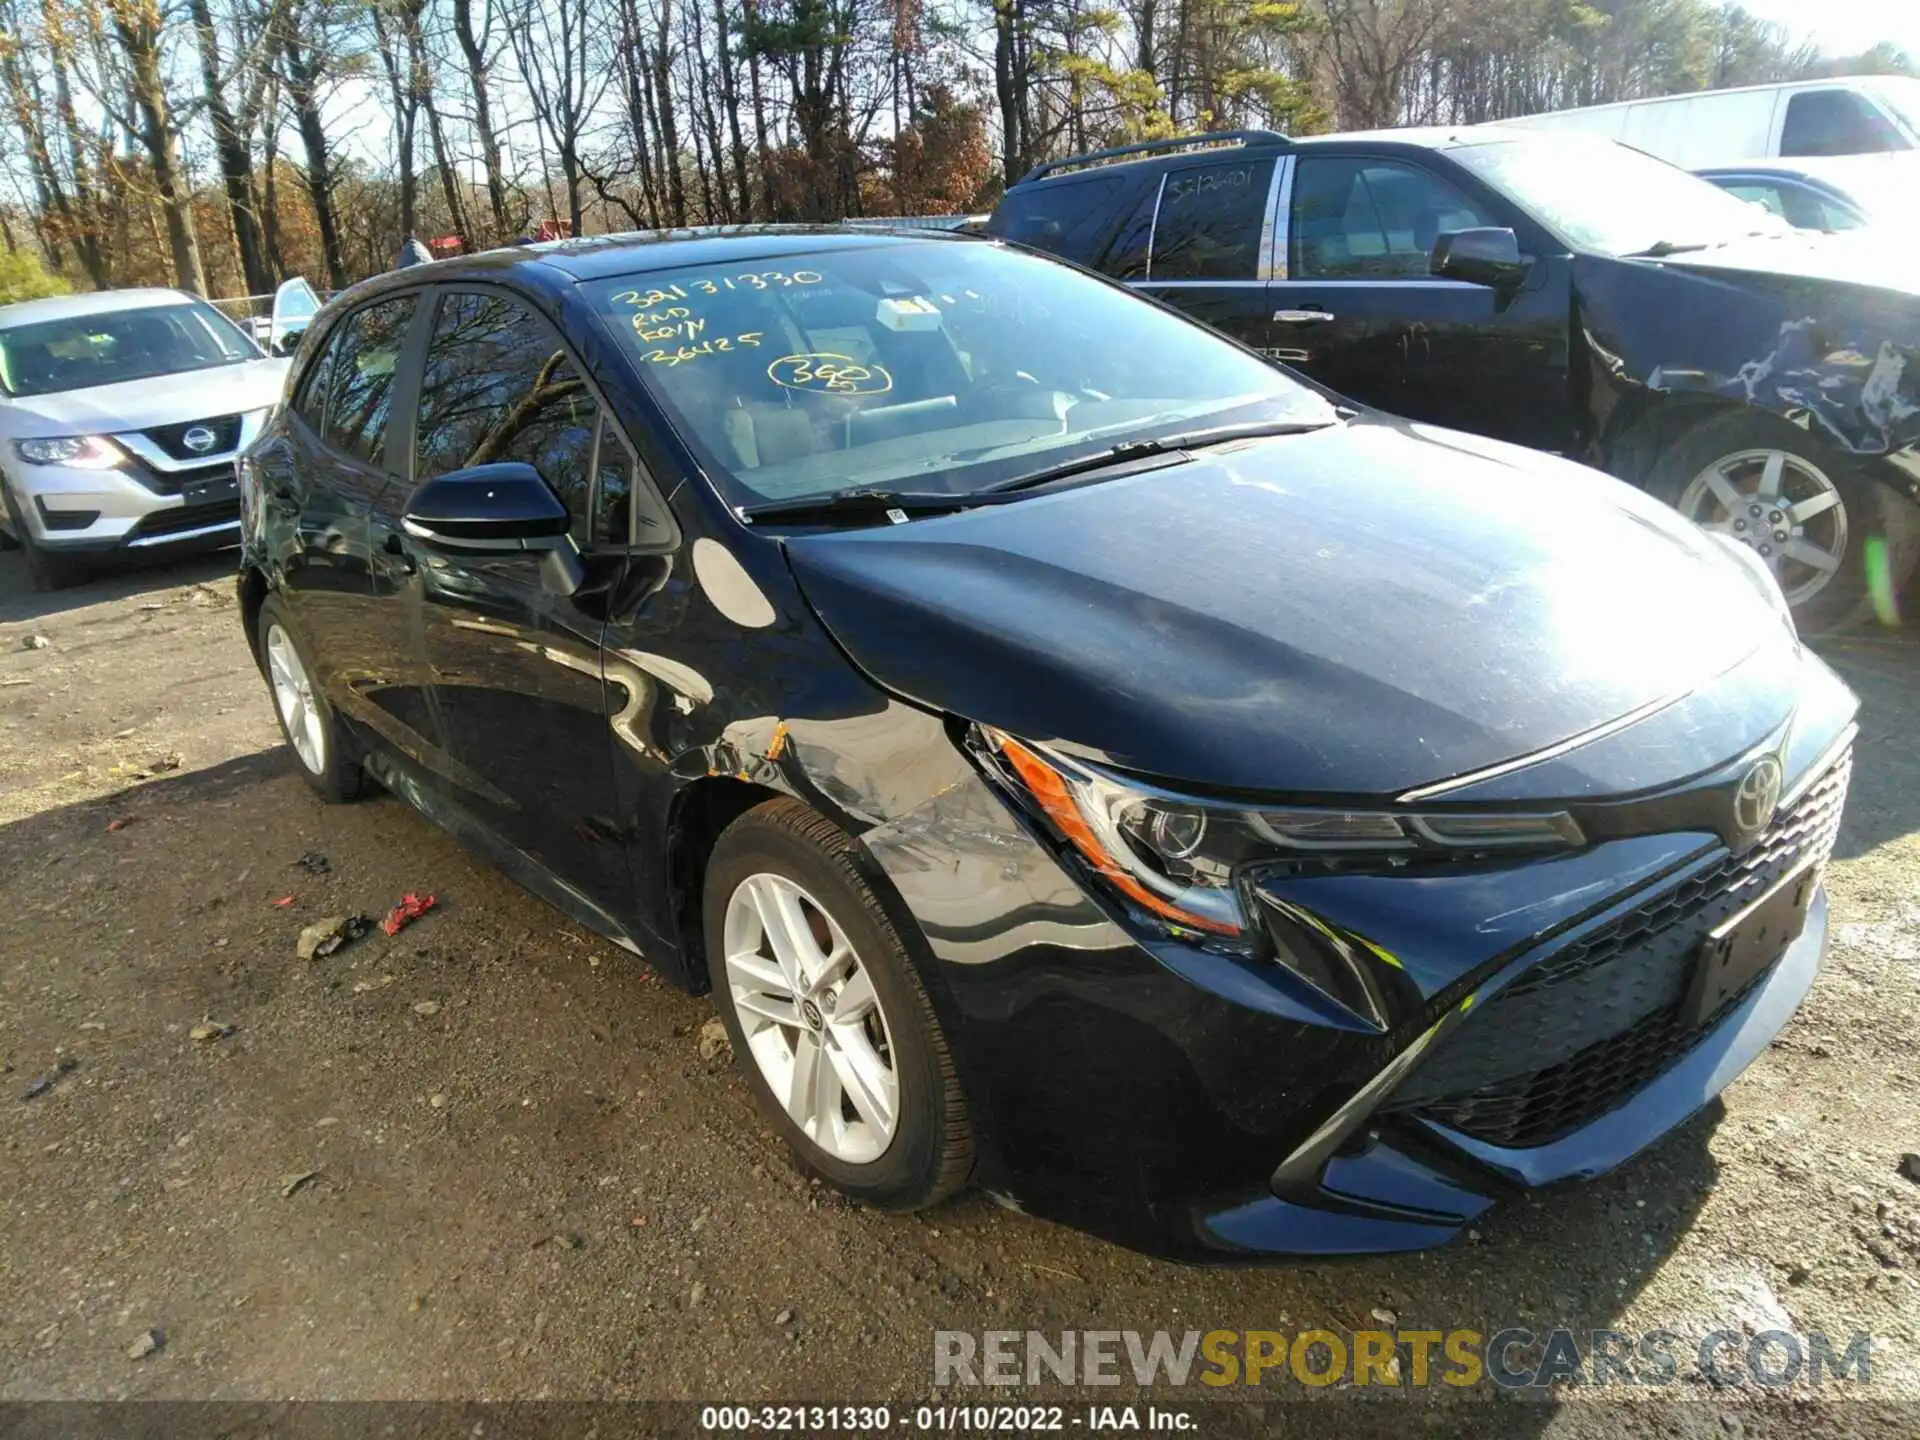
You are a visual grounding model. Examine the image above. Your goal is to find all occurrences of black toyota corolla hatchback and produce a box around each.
[237,228,1857,1259]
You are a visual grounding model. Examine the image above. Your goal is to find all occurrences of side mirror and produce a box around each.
[402,462,584,595]
[1431,227,1530,289]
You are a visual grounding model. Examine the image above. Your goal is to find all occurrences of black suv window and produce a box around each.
[291,329,335,433]
[414,291,628,543]
[322,296,416,466]
[1150,158,1275,280]
[1781,89,1902,157]
[991,174,1128,263]
[1290,157,1494,280]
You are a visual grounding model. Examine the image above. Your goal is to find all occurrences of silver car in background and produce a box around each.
[0,288,290,589]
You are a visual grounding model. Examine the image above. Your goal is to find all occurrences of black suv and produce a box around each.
[988,127,1920,629]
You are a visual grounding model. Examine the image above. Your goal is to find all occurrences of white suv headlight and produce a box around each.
[15,435,127,469]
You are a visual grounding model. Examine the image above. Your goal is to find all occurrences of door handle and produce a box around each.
[1273,307,1335,324]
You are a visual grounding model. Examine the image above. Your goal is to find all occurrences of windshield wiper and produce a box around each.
[737,417,1338,524]
[737,488,974,525]
[983,417,1337,496]
[1627,240,1715,258]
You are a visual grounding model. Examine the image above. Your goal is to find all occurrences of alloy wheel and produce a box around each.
[722,872,899,1165]
[265,622,327,775]
[1678,447,1847,607]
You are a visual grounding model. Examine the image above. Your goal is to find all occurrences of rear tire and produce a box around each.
[702,797,972,1211]
[1641,407,1919,633]
[256,593,362,803]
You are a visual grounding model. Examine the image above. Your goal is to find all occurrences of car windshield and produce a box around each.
[1864,77,1920,143]
[0,301,260,397]
[1453,137,1790,257]
[586,241,1335,507]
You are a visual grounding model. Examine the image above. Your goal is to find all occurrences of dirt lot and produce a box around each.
[2,545,1919,1434]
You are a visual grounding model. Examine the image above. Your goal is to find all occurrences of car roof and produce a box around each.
[1007,126,1524,189]
[0,287,200,330]
[329,226,976,308]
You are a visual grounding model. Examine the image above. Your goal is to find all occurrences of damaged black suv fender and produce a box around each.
[987,126,1920,629]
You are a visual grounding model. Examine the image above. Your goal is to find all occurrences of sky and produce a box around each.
[1737,0,1920,60]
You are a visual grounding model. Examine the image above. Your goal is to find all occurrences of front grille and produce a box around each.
[135,460,235,497]
[132,499,240,540]
[140,415,242,461]
[1394,749,1851,1149]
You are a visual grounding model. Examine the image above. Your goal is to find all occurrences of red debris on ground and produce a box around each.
[105,817,138,832]
[380,892,437,936]
[272,895,296,908]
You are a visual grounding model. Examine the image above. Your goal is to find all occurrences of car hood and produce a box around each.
[0,359,288,436]
[1655,231,1920,299]
[784,418,1796,799]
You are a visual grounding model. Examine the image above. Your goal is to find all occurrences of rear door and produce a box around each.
[387,286,641,924]
[1267,151,1574,449]
[267,293,422,730]
[1127,154,1282,350]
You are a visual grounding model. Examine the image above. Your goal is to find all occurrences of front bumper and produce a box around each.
[5,460,243,556]
[3,416,261,556]
[852,712,1851,1261]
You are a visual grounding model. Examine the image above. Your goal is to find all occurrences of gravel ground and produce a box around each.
[1,545,1918,1436]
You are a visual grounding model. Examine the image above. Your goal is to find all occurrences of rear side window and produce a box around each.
[1781,90,1904,156]
[322,296,416,467]
[291,331,335,432]
[990,175,1127,263]
[1718,179,1859,231]
[1150,158,1274,281]
[1290,157,1494,280]
[414,291,615,543]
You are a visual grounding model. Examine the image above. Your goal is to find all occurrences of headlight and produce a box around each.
[970,726,1584,943]
[14,435,127,469]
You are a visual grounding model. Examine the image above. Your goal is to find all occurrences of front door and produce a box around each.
[1270,154,1574,451]
[391,287,639,926]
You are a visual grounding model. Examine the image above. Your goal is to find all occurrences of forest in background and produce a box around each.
[0,0,1913,303]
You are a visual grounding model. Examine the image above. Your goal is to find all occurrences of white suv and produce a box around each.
[0,288,291,589]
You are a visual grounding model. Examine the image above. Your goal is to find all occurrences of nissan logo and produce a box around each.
[1731,754,1784,846]
[181,425,219,455]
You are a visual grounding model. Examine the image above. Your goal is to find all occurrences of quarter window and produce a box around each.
[322,296,416,467]
[1149,158,1275,281]
[1290,158,1494,280]
[989,175,1128,264]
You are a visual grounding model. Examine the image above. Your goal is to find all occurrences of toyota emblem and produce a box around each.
[1731,754,1783,847]
[181,425,219,454]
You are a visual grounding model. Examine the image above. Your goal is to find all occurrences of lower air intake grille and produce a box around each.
[1394,749,1850,1150]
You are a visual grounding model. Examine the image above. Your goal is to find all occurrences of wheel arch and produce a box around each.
[663,775,787,994]
[238,564,270,666]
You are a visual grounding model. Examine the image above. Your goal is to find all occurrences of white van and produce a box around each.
[1484,76,1920,169]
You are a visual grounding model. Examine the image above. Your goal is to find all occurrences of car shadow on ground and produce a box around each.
[0,545,238,625]
[1814,623,1920,862]
[0,750,1725,1414]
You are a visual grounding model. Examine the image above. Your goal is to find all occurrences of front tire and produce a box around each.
[702,798,972,1210]
[1643,408,1919,632]
[3,487,85,590]
[256,594,362,803]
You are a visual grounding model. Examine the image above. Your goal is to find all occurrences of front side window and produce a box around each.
[323,295,417,467]
[1290,158,1494,280]
[1781,89,1904,157]
[1150,158,1275,280]
[414,291,606,540]
[586,241,1334,508]
[0,301,258,398]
